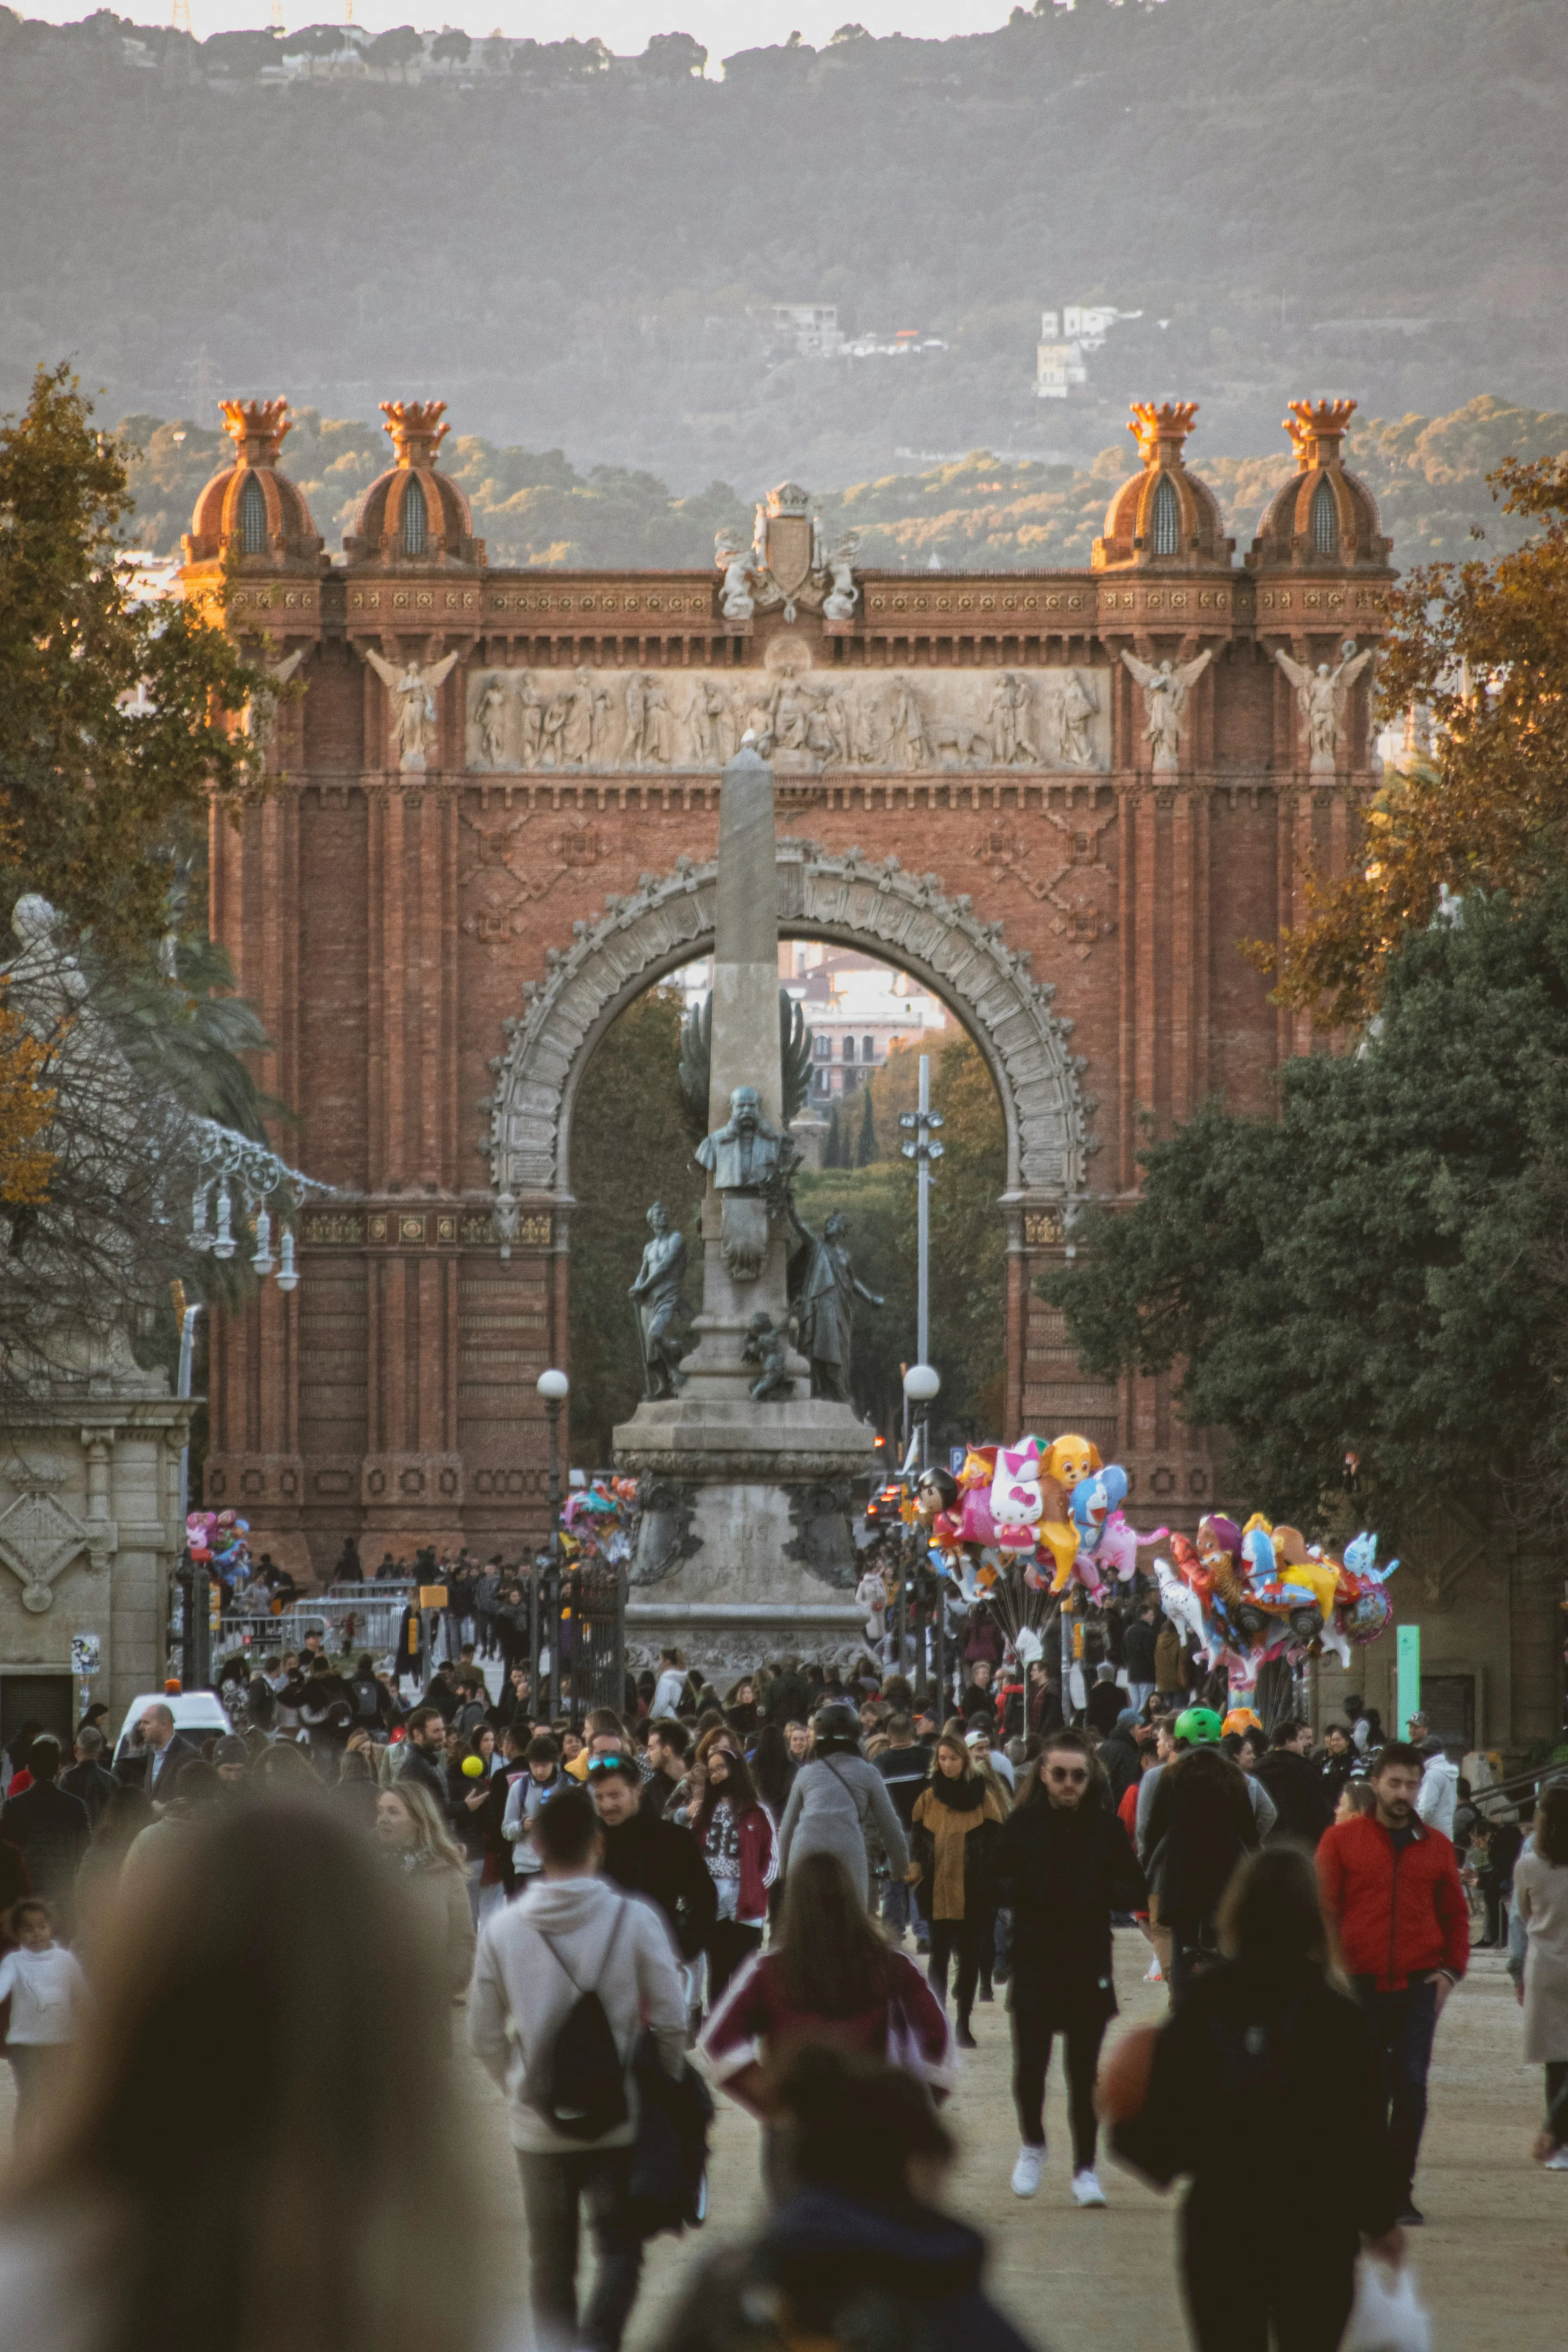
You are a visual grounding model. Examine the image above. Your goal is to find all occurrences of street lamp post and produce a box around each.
[900,1052,944,1384]
[536,1368,569,1721]
[903,1361,941,1477]
[902,1362,941,1685]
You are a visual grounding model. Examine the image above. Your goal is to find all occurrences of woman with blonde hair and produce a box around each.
[0,1801,489,2352]
[910,1733,1006,2049]
[374,1778,477,1996]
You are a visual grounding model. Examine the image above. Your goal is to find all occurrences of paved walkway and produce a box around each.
[464,1931,1565,2351]
[2,1929,1560,2346]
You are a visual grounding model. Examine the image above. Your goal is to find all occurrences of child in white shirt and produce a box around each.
[0,1899,88,2143]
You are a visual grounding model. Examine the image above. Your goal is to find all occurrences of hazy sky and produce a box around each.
[30,2,1015,54]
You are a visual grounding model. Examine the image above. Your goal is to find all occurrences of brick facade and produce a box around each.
[185,397,1394,1583]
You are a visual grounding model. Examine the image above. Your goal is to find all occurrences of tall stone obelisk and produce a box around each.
[614,742,875,1669]
[679,742,799,1397]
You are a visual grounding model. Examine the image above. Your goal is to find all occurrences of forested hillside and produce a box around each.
[2,0,1566,492]
[118,395,1568,572]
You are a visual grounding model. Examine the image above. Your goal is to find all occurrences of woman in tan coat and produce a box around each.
[910,1734,1007,2049]
[1511,1783,1568,2167]
[375,1780,477,1999]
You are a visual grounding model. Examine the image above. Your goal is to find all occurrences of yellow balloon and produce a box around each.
[461,1754,485,1779]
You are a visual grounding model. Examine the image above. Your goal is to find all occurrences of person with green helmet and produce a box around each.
[1142,1745,1262,2002]
[1137,1708,1276,1869]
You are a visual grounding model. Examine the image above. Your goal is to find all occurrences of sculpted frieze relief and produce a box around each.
[463,656,1111,778]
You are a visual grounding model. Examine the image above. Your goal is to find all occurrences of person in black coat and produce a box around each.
[0,1736,89,1931]
[988,1728,1147,2204]
[1109,1845,1405,2352]
[589,1756,718,1962]
[60,1728,119,1828]
[1096,1711,1144,1807]
[1318,1723,1359,1811]
[1142,1744,1259,2000]
[1252,1719,1334,1847]
[1084,1664,1125,1739]
[395,1706,449,1804]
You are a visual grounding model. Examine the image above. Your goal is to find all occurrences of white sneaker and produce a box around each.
[1545,2147,1568,2170]
[1011,2144,1045,2197]
[1072,2167,1108,2207]
[1143,1956,1164,1982]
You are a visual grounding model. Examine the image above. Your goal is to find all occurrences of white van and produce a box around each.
[112,1689,233,1774]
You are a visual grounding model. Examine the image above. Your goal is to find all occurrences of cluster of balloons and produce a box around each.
[1152,1514,1398,1698]
[186,1508,251,1588]
[560,1476,639,1567]
[925,1433,1167,1605]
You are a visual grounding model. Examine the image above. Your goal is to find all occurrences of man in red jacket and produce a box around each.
[1317,1740,1469,2225]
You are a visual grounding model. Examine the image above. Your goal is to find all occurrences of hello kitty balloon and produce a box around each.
[989,1436,1045,1549]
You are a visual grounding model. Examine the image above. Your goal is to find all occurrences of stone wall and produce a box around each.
[0,1393,193,1748]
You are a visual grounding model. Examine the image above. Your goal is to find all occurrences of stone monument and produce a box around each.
[613,741,877,1670]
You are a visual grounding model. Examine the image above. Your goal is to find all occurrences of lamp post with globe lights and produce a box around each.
[536,1368,569,1717]
[903,1361,940,1476]
[900,1362,942,1686]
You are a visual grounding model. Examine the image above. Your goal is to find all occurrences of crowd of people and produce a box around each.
[2,1571,1566,2352]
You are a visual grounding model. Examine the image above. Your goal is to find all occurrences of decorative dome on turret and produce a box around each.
[183,399,325,570]
[1093,401,1233,572]
[343,400,484,568]
[1248,400,1391,572]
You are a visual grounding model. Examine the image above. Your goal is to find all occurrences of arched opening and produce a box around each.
[564,937,1008,1467]
[239,472,268,555]
[1151,472,1181,556]
[402,475,428,557]
[1311,476,1340,557]
[484,842,1089,1464]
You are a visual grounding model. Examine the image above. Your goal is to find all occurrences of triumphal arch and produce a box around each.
[184,394,1392,1579]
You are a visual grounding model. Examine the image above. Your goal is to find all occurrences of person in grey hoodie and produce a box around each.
[468,1788,686,2352]
[1416,1741,1461,1841]
[776,1704,910,1905]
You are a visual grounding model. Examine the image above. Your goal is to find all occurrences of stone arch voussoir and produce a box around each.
[481,841,1090,1209]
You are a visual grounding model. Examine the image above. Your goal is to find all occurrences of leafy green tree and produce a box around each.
[1050,878,1568,1544]
[367,25,422,78]
[855,1082,876,1167]
[823,1102,843,1168]
[0,364,265,962]
[642,32,706,78]
[567,988,701,1467]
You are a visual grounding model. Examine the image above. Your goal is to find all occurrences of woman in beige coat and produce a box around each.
[375,1780,477,1998]
[1510,1783,1568,2168]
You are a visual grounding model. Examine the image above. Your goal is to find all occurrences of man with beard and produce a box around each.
[587,1752,716,1972]
[989,1728,1146,2209]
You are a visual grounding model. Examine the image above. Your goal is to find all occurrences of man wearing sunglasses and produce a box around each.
[989,1728,1147,2210]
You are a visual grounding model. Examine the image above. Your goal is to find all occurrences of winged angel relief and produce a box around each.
[362,647,462,773]
[1119,647,1213,773]
[1273,643,1376,773]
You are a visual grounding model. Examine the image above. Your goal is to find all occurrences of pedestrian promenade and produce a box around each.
[457,1930,1564,2350]
[0,1926,1556,2346]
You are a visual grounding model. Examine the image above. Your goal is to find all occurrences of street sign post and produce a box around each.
[1396,1622,1421,1740]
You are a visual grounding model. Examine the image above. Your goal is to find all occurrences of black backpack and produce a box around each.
[531,1903,632,2141]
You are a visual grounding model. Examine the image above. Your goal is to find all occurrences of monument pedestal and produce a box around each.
[614,737,880,1675]
[614,1391,875,1675]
